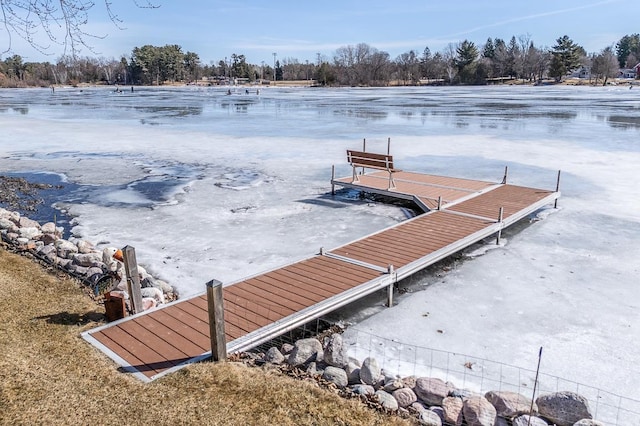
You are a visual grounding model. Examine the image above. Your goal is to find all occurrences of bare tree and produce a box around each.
[442,43,458,83]
[591,47,619,85]
[395,50,419,85]
[518,34,532,81]
[1,0,159,56]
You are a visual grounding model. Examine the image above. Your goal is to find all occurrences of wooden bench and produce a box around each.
[347,149,397,189]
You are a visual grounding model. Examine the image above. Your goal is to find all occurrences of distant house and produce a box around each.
[620,68,637,79]
[571,67,591,79]
[635,63,640,78]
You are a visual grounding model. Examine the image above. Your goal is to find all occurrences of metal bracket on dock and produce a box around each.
[321,251,389,274]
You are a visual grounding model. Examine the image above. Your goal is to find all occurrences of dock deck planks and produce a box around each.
[83,169,559,382]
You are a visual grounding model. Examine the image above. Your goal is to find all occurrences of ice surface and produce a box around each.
[1,85,639,396]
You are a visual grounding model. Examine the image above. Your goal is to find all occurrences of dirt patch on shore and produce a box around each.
[0,175,61,211]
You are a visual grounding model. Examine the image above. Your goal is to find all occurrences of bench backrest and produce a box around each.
[347,150,395,171]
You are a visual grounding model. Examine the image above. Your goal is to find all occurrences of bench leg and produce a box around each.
[352,165,360,183]
[387,171,396,190]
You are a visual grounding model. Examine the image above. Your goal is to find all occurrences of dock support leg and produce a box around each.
[206,279,227,362]
[437,196,442,210]
[502,166,508,184]
[362,138,366,175]
[331,165,335,195]
[387,265,395,307]
[496,207,504,245]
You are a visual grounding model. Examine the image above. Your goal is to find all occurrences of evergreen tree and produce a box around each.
[482,38,495,59]
[615,34,640,67]
[549,35,583,81]
[455,40,479,84]
[507,36,520,77]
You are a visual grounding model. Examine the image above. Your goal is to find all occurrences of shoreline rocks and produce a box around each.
[254,333,598,426]
[0,206,177,312]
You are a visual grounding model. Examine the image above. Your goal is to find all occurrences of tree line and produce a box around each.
[1,33,639,88]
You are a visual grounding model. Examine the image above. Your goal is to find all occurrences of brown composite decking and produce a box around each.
[82,170,560,382]
[332,170,502,210]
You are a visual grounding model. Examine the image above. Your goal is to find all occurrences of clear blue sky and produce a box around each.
[5,0,638,64]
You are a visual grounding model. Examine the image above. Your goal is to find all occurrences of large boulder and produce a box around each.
[263,347,285,364]
[40,222,57,234]
[41,233,58,245]
[383,377,405,392]
[0,218,18,232]
[322,366,348,388]
[513,415,548,426]
[463,396,498,426]
[536,391,592,426]
[410,402,428,413]
[75,239,95,254]
[429,406,445,423]
[419,409,443,426]
[72,252,103,267]
[346,361,361,385]
[414,377,452,406]
[286,338,323,367]
[0,208,20,223]
[323,333,348,367]
[37,244,57,257]
[573,419,604,426]
[392,387,417,408]
[374,390,398,411]
[55,239,79,258]
[19,216,40,228]
[141,287,165,304]
[350,384,375,396]
[359,357,381,385]
[19,226,42,240]
[305,361,323,376]
[485,390,537,418]
[442,396,465,426]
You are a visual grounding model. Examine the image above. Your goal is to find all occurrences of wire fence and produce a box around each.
[221,294,639,424]
[342,327,640,426]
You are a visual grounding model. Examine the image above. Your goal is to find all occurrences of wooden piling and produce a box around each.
[206,279,227,362]
[122,245,143,314]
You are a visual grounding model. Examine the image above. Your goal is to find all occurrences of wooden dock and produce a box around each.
[82,169,560,382]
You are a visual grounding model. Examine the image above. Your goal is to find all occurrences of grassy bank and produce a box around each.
[0,248,410,425]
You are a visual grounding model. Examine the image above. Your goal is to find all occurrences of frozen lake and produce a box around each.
[1,84,639,398]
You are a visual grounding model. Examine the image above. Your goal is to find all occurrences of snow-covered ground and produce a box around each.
[1,85,638,398]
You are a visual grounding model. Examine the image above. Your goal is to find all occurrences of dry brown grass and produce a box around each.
[0,248,411,425]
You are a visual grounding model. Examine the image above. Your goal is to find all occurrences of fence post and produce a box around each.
[121,245,143,314]
[496,207,504,245]
[554,170,561,208]
[206,279,227,362]
[528,347,543,426]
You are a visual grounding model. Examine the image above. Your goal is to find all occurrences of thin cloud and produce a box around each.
[441,0,622,39]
